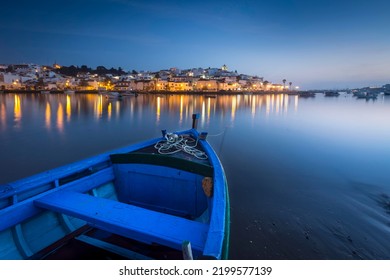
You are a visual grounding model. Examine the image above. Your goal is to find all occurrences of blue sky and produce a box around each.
[0,0,389,89]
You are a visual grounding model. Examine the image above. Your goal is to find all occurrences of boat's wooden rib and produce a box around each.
[75,235,153,260]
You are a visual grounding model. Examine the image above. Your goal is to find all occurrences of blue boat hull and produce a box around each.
[0,129,230,260]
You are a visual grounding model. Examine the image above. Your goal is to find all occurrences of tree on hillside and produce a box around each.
[80,65,91,73]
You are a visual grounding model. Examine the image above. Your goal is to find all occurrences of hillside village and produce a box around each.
[0,63,291,93]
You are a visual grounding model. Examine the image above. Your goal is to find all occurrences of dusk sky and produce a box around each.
[1,0,389,89]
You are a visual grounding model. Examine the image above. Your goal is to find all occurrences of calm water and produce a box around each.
[1,92,390,259]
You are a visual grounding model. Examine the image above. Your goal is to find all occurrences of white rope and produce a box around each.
[207,131,225,137]
[154,133,208,160]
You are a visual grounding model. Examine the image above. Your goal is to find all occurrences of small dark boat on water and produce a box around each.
[298,91,316,98]
[0,114,230,260]
[324,91,340,97]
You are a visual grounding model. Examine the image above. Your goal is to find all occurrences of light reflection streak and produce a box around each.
[275,94,280,115]
[130,99,134,119]
[251,95,256,118]
[231,96,236,121]
[266,95,271,116]
[108,102,112,120]
[45,102,51,129]
[207,98,211,121]
[66,95,71,122]
[57,103,64,132]
[201,100,205,127]
[14,95,21,128]
[179,95,183,124]
[156,97,161,124]
[1,102,6,131]
[95,95,103,119]
[116,101,120,118]
[284,94,289,113]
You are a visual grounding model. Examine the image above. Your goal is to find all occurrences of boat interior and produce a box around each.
[0,143,215,260]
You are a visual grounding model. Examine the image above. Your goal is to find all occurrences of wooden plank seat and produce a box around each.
[34,190,209,252]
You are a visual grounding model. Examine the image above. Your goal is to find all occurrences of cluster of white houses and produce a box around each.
[0,63,288,92]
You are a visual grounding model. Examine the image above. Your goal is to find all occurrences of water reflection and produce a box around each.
[57,103,64,133]
[0,102,6,131]
[108,102,112,120]
[156,96,161,124]
[66,95,71,122]
[45,102,51,129]
[95,94,103,119]
[0,93,304,133]
[14,95,21,128]
[2,92,390,259]
[4,92,388,138]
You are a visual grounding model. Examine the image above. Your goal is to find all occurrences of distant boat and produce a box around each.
[204,94,217,98]
[122,91,138,97]
[384,90,390,96]
[298,91,315,98]
[40,90,50,94]
[0,114,230,260]
[105,91,123,100]
[324,91,340,97]
[354,91,378,100]
[64,90,75,94]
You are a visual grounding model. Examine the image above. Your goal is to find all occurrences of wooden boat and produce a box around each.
[0,114,230,260]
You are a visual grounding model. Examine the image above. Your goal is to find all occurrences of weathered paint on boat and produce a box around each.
[0,126,230,260]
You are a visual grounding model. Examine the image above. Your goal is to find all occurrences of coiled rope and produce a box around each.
[154,133,208,160]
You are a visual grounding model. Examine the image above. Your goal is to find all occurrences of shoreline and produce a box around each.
[0,89,301,95]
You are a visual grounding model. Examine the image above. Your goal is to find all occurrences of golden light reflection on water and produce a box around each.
[266,95,271,116]
[14,95,21,128]
[0,93,300,132]
[66,95,71,121]
[57,103,64,132]
[179,95,184,124]
[145,93,296,125]
[95,95,103,118]
[201,100,206,127]
[108,102,112,120]
[207,97,211,121]
[115,100,120,118]
[156,96,161,124]
[45,102,51,129]
[294,95,299,112]
[0,102,6,131]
